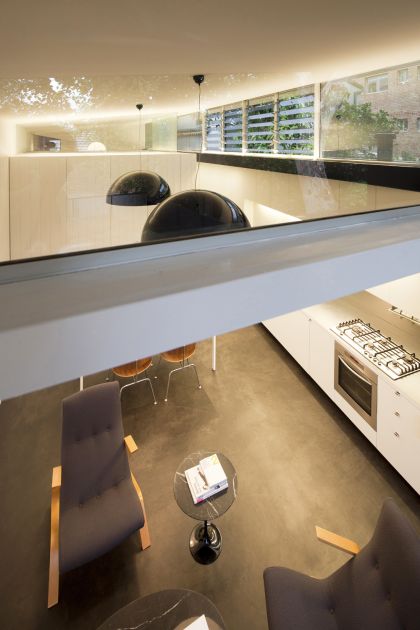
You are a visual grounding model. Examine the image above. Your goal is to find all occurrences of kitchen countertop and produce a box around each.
[304,290,420,406]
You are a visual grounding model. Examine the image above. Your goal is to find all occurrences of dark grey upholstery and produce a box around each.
[264,499,420,630]
[59,382,144,574]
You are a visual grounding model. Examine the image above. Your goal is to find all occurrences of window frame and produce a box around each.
[398,68,410,84]
[366,73,388,93]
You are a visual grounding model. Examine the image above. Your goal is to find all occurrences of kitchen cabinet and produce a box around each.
[377,377,420,494]
[308,318,375,442]
[308,318,335,396]
[263,310,310,373]
[265,304,420,492]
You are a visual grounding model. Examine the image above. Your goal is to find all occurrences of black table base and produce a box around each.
[189,520,222,565]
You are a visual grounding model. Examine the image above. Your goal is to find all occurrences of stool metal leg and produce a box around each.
[119,375,158,404]
[145,377,158,405]
[164,363,202,402]
[190,362,202,389]
[164,366,181,402]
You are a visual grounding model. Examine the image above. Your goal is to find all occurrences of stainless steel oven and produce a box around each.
[334,341,378,430]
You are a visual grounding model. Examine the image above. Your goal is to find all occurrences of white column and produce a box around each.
[212,336,217,372]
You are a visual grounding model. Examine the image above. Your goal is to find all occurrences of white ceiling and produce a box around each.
[1,0,420,120]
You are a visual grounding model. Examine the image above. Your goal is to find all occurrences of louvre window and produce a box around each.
[247,99,274,153]
[224,106,243,152]
[206,110,222,151]
[278,90,315,155]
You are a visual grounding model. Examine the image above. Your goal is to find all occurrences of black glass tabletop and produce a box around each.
[96,588,225,630]
[173,452,237,521]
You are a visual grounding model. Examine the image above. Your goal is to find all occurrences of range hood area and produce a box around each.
[368,272,420,322]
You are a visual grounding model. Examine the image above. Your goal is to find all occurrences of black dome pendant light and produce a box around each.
[106,103,170,207]
[142,75,250,243]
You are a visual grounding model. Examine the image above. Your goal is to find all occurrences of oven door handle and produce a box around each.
[338,356,373,386]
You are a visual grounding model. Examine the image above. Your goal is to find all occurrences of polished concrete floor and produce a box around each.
[0,325,419,630]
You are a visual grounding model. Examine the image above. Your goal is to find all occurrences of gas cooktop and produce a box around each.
[334,318,420,380]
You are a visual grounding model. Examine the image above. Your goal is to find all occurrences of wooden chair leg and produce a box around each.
[131,472,151,550]
[48,467,61,608]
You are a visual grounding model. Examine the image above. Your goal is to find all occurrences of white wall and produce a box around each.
[196,162,420,225]
[368,273,420,319]
[6,153,420,261]
[9,152,196,260]
[0,116,16,261]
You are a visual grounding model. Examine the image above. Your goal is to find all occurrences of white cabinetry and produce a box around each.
[308,319,335,397]
[265,308,420,492]
[377,378,420,494]
[263,311,310,372]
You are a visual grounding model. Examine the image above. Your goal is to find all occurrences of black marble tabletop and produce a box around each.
[173,452,237,521]
[96,588,225,630]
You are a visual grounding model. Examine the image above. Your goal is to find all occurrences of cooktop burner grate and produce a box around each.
[334,318,420,380]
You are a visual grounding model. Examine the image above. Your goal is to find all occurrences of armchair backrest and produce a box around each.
[364,498,420,627]
[330,498,420,629]
[60,382,131,512]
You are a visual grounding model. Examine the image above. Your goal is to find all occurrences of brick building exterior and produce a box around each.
[358,63,420,161]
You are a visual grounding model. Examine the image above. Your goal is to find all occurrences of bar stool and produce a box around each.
[161,344,202,402]
[113,357,157,404]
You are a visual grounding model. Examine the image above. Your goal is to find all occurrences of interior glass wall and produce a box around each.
[0,66,420,268]
[321,63,420,162]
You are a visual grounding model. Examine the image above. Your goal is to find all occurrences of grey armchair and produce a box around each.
[264,498,420,630]
[48,381,150,608]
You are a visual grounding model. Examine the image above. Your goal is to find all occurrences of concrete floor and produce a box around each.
[0,325,419,630]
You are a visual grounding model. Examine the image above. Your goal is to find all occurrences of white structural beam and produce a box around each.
[1,205,420,399]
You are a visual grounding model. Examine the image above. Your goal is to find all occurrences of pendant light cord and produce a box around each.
[194,81,202,191]
[138,107,142,171]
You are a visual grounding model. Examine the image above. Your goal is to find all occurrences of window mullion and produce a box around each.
[273,95,279,154]
[313,83,321,159]
[242,100,248,154]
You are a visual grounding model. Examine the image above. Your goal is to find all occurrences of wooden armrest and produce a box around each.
[315,526,360,555]
[52,466,61,489]
[124,435,138,454]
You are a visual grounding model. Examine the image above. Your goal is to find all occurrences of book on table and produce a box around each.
[185,454,228,504]
[184,614,210,629]
[199,454,227,489]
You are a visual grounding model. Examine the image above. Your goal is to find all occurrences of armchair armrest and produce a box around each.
[124,435,138,454]
[52,466,61,488]
[48,466,61,608]
[315,526,360,555]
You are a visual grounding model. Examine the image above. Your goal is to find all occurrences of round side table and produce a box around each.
[96,588,226,630]
[174,452,237,565]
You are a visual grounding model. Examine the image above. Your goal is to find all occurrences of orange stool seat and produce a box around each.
[113,357,153,378]
[161,344,196,364]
